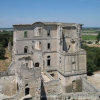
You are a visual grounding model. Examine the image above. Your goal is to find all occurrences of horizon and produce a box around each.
[0,0,100,28]
[1,26,100,30]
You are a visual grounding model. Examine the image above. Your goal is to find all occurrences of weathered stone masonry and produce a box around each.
[0,22,100,100]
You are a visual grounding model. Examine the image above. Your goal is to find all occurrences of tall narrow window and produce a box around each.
[47,43,50,49]
[25,88,30,95]
[24,46,28,53]
[47,56,51,66]
[47,30,50,36]
[47,59,50,66]
[24,31,27,38]
[38,29,41,35]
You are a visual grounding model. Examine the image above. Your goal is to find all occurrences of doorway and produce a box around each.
[25,88,30,95]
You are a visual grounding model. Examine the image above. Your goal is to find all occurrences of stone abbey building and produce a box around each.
[0,22,100,100]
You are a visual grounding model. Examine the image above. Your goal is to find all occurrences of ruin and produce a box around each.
[0,22,100,100]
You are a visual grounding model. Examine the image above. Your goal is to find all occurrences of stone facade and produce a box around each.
[0,22,99,100]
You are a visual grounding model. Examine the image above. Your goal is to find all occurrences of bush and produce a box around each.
[87,41,92,44]
[0,44,5,59]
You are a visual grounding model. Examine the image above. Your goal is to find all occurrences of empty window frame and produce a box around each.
[24,31,27,38]
[47,30,50,36]
[39,28,41,35]
[50,74,54,77]
[47,59,50,66]
[47,43,50,49]
[47,56,51,66]
[24,46,28,53]
[35,63,39,67]
[47,56,50,58]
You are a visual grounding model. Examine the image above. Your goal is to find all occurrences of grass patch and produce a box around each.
[82,35,97,40]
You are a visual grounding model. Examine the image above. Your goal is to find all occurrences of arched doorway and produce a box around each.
[25,88,30,95]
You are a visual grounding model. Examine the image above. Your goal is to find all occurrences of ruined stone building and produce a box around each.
[0,22,100,100]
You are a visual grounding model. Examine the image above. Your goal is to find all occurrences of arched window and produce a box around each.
[24,46,28,53]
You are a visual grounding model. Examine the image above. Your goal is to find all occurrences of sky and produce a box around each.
[0,0,100,28]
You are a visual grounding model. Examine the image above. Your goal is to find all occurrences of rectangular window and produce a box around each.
[24,31,27,38]
[47,43,50,49]
[50,74,54,77]
[47,59,50,66]
[47,30,50,36]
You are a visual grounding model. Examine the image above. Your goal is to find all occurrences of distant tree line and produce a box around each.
[0,31,13,59]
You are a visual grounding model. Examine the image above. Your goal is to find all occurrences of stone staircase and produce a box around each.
[19,94,32,100]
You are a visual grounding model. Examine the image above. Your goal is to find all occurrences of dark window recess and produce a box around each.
[25,84,28,87]
[72,62,75,64]
[39,29,41,34]
[47,56,50,58]
[59,78,61,80]
[47,59,50,66]
[25,88,30,95]
[35,63,39,67]
[48,43,50,49]
[24,31,27,37]
[68,45,70,50]
[50,74,54,77]
[47,30,50,36]
[17,83,19,91]
[24,46,28,53]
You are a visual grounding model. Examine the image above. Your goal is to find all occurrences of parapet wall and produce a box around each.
[41,80,60,96]
[64,92,100,100]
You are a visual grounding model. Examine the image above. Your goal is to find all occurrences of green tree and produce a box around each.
[0,44,5,59]
[96,32,100,44]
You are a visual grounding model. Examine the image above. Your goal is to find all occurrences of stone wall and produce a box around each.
[41,80,60,96]
[82,78,100,92]
[0,75,17,96]
[64,92,100,100]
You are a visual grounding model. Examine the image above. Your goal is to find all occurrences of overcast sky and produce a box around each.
[0,0,100,28]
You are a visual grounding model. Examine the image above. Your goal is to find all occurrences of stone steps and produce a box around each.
[19,94,32,100]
